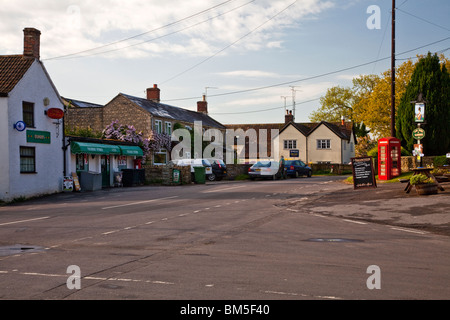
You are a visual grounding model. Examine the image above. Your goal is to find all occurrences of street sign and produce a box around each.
[412,128,425,140]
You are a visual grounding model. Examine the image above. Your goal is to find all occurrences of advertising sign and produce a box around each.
[289,150,299,157]
[412,128,425,140]
[351,157,377,189]
[63,176,74,192]
[26,130,51,144]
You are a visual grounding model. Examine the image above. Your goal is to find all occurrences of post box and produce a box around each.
[378,137,401,180]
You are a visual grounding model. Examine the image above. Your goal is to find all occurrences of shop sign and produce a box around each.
[26,130,51,144]
[46,108,64,119]
[412,128,425,140]
[63,176,74,192]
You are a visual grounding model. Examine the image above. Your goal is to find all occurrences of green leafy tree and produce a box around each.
[396,52,450,155]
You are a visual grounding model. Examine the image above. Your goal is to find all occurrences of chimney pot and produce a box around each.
[146,84,160,102]
[23,28,41,59]
[285,110,294,124]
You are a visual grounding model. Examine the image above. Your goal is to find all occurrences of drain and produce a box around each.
[303,238,364,243]
[0,244,45,256]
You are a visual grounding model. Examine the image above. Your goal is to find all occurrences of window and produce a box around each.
[20,146,36,173]
[165,122,172,135]
[283,140,297,149]
[154,120,162,134]
[154,149,167,165]
[22,102,34,128]
[317,139,331,149]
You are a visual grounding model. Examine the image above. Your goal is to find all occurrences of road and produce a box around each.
[0,175,449,302]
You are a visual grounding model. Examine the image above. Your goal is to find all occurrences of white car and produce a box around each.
[171,158,213,180]
[248,161,282,180]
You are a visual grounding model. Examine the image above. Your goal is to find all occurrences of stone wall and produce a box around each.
[142,164,191,185]
[224,164,252,180]
[64,107,103,134]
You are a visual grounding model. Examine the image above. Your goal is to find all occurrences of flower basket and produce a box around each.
[415,183,438,195]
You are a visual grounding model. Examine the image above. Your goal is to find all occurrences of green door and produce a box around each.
[101,155,110,187]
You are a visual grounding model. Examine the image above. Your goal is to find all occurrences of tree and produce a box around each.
[309,85,354,122]
[396,52,450,155]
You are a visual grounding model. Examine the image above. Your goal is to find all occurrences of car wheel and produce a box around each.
[208,174,216,181]
[295,171,299,178]
[307,170,312,177]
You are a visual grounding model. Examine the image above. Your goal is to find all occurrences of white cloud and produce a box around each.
[0,0,334,59]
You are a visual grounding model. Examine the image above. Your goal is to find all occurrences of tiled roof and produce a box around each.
[62,97,103,108]
[120,93,226,129]
[0,55,34,95]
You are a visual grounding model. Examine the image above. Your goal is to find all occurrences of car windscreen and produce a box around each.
[285,160,296,166]
[253,161,271,167]
[202,159,212,166]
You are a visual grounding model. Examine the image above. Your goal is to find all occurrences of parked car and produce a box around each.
[248,161,282,180]
[285,160,312,178]
[208,159,227,181]
[172,158,213,181]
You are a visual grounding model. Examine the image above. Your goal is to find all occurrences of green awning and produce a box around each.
[70,141,121,155]
[119,145,143,156]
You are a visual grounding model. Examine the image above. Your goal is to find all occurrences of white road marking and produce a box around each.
[343,219,367,225]
[0,216,50,226]
[390,227,427,234]
[101,196,178,210]
[202,185,247,193]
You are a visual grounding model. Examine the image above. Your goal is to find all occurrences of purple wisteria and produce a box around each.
[102,120,171,158]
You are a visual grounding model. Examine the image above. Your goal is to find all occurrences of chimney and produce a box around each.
[197,95,208,114]
[285,110,294,124]
[146,84,160,102]
[23,28,41,59]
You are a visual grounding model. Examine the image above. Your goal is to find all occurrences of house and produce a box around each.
[0,28,65,201]
[64,84,226,165]
[278,111,356,164]
[224,110,356,164]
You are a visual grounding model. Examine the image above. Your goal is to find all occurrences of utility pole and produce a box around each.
[391,0,396,137]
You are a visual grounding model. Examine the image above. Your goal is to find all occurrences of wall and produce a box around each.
[0,98,10,199]
[277,124,307,162]
[64,107,103,134]
[307,124,342,164]
[103,95,152,137]
[4,61,64,201]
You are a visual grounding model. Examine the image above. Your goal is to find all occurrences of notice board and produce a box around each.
[351,157,377,189]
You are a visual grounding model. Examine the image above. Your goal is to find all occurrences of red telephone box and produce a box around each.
[378,137,401,180]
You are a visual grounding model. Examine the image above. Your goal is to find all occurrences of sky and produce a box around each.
[1,0,449,125]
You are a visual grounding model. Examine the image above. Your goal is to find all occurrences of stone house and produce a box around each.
[64,84,226,164]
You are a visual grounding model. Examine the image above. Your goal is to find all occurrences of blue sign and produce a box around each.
[14,121,26,132]
[289,149,299,157]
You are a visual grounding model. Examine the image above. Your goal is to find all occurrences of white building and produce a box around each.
[0,28,64,201]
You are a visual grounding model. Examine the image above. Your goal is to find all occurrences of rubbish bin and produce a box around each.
[193,166,206,184]
[79,171,102,191]
[172,169,181,184]
[122,168,145,187]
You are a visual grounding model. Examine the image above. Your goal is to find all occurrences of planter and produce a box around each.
[415,183,438,195]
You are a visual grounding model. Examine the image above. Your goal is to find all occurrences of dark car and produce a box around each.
[208,159,227,181]
[285,160,312,178]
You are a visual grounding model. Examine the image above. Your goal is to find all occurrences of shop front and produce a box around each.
[68,138,143,189]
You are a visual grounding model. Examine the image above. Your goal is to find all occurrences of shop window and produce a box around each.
[283,140,297,149]
[20,146,36,173]
[22,102,34,128]
[154,149,167,165]
[317,139,331,149]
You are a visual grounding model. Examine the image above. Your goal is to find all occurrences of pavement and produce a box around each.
[284,178,450,236]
